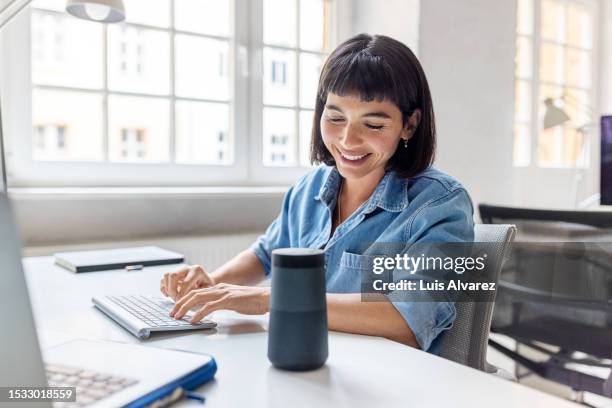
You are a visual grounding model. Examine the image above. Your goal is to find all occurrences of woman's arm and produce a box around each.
[160,250,265,301]
[211,250,267,286]
[327,293,419,347]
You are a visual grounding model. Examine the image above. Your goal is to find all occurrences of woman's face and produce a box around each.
[320,92,414,184]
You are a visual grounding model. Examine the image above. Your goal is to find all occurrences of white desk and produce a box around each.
[23,257,577,408]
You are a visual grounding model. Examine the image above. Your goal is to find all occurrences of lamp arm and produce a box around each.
[0,0,32,29]
[562,92,595,115]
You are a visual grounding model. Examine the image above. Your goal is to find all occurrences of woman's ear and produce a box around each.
[401,109,421,141]
[402,109,422,141]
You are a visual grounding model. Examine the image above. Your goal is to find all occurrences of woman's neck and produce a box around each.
[341,169,385,206]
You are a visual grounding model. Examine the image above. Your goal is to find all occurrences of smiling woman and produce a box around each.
[161,34,475,354]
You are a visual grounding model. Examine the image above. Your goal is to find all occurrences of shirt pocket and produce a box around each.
[329,251,378,293]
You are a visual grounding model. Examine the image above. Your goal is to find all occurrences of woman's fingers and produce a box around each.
[160,278,168,297]
[176,266,205,299]
[172,287,224,319]
[189,297,229,324]
[162,266,188,300]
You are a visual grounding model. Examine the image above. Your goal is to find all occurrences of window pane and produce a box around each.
[562,125,589,167]
[108,95,170,162]
[539,43,563,84]
[566,3,592,49]
[123,0,170,28]
[300,0,327,51]
[264,47,296,107]
[175,34,230,100]
[538,126,562,167]
[32,89,104,161]
[263,108,296,166]
[175,101,232,165]
[299,110,314,167]
[31,11,103,89]
[515,80,531,122]
[300,53,324,108]
[564,88,590,125]
[264,0,296,47]
[175,0,231,37]
[513,124,531,166]
[515,36,532,78]
[541,0,565,42]
[565,48,591,88]
[517,0,533,35]
[108,26,170,95]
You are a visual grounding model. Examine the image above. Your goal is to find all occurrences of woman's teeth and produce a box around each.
[341,152,368,161]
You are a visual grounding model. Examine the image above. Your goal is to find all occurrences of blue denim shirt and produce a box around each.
[249,165,474,353]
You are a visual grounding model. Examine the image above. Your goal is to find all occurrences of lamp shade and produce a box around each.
[543,97,570,129]
[66,0,125,23]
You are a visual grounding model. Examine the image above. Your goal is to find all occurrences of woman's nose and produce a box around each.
[339,123,362,147]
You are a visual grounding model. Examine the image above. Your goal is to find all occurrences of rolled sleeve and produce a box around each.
[392,301,456,352]
[390,187,474,352]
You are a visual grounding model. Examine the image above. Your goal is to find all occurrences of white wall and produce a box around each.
[418,0,517,210]
[350,0,420,54]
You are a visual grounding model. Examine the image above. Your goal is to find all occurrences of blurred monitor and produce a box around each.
[601,116,612,205]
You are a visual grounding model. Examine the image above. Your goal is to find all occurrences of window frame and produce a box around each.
[1,0,342,188]
[513,0,599,170]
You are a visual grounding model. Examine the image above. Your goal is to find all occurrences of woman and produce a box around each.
[161,34,474,354]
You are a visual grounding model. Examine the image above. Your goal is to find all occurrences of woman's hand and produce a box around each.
[169,283,271,324]
[160,265,215,301]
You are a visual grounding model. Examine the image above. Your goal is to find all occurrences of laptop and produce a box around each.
[0,195,217,407]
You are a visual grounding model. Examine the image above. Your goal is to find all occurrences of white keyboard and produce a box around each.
[92,294,217,339]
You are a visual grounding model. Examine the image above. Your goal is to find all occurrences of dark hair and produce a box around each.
[310,34,436,178]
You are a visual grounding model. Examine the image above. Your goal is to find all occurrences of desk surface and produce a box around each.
[23,257,577,408]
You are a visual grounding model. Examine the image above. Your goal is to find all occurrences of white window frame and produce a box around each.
[513,0,599,170]
[1,0,344,188]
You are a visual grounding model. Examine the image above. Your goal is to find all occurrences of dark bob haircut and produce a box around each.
[310,34,436,178]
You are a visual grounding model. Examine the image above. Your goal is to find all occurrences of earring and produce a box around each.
[403,139,408,148]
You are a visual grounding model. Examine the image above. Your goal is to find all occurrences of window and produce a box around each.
[262,0,332,168]
[513,0,596,168]
[3,0,338,187]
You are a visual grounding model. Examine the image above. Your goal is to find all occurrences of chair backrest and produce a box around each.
[479,203,612,228]
[439,224,516,371]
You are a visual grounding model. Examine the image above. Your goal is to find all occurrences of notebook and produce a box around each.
[54,246,185,273]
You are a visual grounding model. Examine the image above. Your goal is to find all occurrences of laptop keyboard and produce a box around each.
[105,295,197,327]
[47,363,138,407]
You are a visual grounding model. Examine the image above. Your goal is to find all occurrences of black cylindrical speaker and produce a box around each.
[268,248,328,371]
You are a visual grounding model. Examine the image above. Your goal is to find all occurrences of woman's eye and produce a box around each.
[365,123,384,130]
[327,117,345,123]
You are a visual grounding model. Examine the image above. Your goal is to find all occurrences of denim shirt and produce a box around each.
[249,165,474,353]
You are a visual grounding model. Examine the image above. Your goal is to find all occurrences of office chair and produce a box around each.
[479,204,612,398]
[439,224,517,372]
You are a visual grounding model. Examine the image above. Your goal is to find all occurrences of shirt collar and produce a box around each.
[314,166,409,213]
